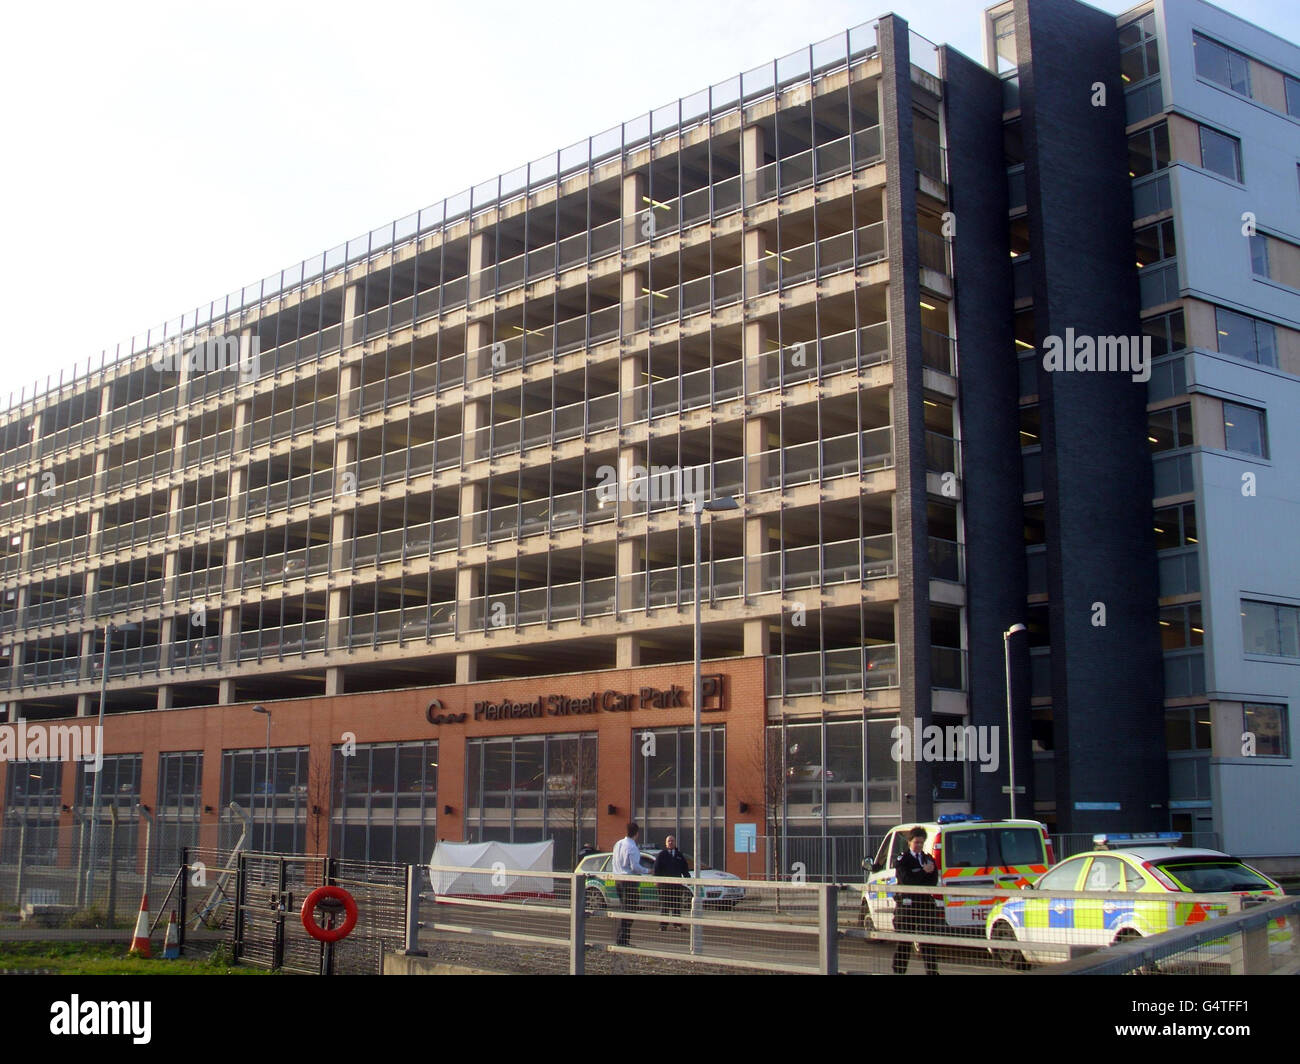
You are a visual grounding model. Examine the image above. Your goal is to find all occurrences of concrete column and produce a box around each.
[461,396,488,467]
[622,172,649,339]
[88,388,114,551]
[23,412,43,523]
[741,125,767,209]
[744,417,771,562]
[342,283,363,350]
[227,398,251,524]
[456,566,482,624]
[616,635,640,669]
[221,514,245,668]
[619,345,646,437]
[743,619,767,658]
[622,172,649,248]
[741,126,769,397]
[78,633,94,690]
[466,234,491,377]
[158,615,175,672]
[616,536,641,616]
[455,651,477,685]
[325,360,360,656]
[325,667,344,696]
[76,693,92,717]
[156,686,173,710]
[218,678,236,705]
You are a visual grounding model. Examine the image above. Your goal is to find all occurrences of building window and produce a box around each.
[1197,125,1242,182]
[1119,14,1160,85]
[1241,599,1300,658]
[1243,703,1289,757]
[465,733,597,870]
[76,754,142,871]
[1248,232,1300,288]
[1154,502,1197,550]
[1,761,62,865]
[220,746,310,854]
[1142,308,1185,357]
[1215,308,1278,366]
[1136,220,1178,305]
[1128,122,1170,179]
[631,725,723,871]
[1160,602,1203,650]
[1193,33,1251,97]
[992,11,1017,75]
[1166,707,1211,751]
[1287,75,1300,118]
[157,751,203,870]
[1136,220,1176,266]
[331,740,438,865]
[1148,403,1192,452]
[1250,234,1270,277]
[1222,402,1268,458]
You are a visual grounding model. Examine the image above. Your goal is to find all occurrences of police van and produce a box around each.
[861,815,1054,933]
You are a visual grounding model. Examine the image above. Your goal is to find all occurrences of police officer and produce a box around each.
[892,826,941,975]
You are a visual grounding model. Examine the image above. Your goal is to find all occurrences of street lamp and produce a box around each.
[1003,624,1027,819]
[252,706,271,851]
[84,619,137,903]
[692,494,738,953]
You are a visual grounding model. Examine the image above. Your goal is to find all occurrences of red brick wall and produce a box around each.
[1,657,767,876]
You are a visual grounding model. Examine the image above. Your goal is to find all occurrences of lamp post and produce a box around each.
[84,620,137,903]
[253,706,271,851]
[692,494,738,953]
[1003,623,1026,819]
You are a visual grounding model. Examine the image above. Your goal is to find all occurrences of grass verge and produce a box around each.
[0,940,272,975]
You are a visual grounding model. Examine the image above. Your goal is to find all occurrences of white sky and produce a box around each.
[0,0,1294,408]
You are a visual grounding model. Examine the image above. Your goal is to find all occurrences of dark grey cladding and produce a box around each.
[940,45,1028,819]
[1015,0,1167,833]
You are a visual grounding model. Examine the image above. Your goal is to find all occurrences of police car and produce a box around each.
[861,815,1054,933]
[985,833,1287,967]
[575,849,745,911]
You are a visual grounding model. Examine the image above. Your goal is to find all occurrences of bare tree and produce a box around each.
[743,725,785,880]
[306,748,332,856]
[546,737,598,870]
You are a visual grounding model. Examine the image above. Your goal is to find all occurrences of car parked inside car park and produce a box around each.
[575,849,745,911]
[985,832,1289,968]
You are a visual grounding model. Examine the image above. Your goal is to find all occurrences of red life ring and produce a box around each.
[300,886,358,943]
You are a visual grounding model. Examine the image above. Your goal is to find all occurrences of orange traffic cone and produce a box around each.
[128,895,151,958]
[162,910,180,959]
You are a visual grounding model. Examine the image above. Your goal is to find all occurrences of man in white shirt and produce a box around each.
[611,821,642,946]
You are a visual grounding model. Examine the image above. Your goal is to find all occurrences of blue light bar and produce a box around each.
[1092,831,1182,848]
[937,814,984,824]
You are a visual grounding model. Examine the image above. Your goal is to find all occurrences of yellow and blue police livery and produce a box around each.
[862,814,1053,933]
[985,833,1286,967]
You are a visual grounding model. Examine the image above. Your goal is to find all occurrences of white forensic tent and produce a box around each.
[428,840,555,896]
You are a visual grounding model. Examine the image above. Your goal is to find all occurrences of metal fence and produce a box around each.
[403,865,1300,976]
[753,832,1227,882]
[179,848,407,974]
[0,810,163,932]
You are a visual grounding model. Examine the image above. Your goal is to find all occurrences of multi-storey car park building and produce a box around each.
[0,0,1297,879]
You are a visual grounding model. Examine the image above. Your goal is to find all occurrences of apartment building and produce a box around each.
[0,0,1296,877]
[982,0,1300,862]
